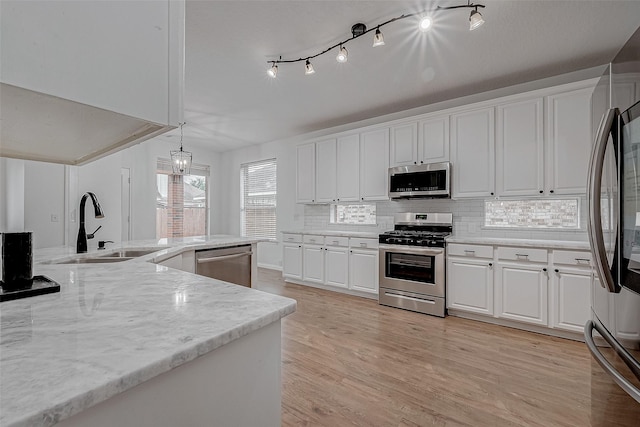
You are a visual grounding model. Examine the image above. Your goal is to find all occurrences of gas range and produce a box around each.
[378,213,452,248]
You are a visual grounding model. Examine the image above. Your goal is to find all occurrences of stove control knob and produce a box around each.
[430,240,437,246]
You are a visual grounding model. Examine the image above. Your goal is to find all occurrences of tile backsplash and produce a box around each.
[303,197,589,241]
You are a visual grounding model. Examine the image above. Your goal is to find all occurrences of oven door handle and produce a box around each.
[379,244,444,256]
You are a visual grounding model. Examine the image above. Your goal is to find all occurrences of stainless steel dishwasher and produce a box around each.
[195,245,252,287]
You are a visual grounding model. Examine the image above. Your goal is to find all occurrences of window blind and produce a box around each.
[241,158,277,240]
[157,158,210,176]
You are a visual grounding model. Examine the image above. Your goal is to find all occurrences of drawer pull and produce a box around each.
[332,240,339,245]
[360,243,367,247]
[464,250,476,254]
[575,258,590,263]
[515,253,529,259]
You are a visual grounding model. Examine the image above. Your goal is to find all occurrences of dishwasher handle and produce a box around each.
[196,251,253,264]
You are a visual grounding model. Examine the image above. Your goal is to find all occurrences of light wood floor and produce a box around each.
[255,268,640,427]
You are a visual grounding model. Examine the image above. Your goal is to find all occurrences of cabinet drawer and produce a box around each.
[303,235,325,245]
[350,237,379,249]
[553,250,592,267]
[324,236,349,247]
[282,233,302,244]
[497,246,547,263]
[447,243,493,259]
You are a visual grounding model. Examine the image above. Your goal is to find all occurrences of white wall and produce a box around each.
[24,160,65,248]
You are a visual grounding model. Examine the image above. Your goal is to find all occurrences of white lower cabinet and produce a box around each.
[495,262,549,327]
[282,233,378,298]
[349,248,378,295]
[282,241,303,280]
[324,245,349,289]
[447,257,494,316]
[550,266,591,332]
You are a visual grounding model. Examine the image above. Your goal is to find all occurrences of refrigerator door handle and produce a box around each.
[587,108,618,293]
[585,320,640,403]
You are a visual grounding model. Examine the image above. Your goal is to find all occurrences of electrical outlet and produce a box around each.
[51,214,59,222]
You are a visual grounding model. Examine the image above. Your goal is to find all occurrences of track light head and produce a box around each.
[267,63,278,78]
[373,28,385,47]
[336,45,348,63]
[305,59,315,75]
[469,8,484,30]
[419,15,433,32]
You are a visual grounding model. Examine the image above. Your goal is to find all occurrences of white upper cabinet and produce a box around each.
[360,128,390,201]
[418,115,450,164]
[315,139,338,203]
[496,98,544,196]
[0,0,184,165]
[451,107,495,198]
[336,134,360,202]
[545,87,593,195]
[390,123,418,167]
[296,143,316,203]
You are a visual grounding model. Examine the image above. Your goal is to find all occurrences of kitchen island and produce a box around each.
[0,236,296,427]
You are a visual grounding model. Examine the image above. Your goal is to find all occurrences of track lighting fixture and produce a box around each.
[267,63,278,78]
[469,8,484,30]
[373,27,385,47]
[265,1,486,78]
[419,16,433,32]
[336,45,348,63]
[305,59,315,75]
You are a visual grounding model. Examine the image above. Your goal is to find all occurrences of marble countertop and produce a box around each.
[446,236,591,250]
[1,236,296,427]
[281,230,379,238]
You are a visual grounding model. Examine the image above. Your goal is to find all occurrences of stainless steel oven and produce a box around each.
[378,213,451,317]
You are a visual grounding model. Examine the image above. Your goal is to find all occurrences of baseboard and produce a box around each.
[258,263,282,271]
[282,276,378,300]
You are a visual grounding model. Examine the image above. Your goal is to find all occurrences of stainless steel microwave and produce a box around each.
[388,162,451,199]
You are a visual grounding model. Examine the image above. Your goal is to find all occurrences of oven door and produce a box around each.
[379,244,445,297]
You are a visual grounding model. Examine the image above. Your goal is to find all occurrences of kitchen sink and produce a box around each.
[98,249,159,258]
[54,257,134,264]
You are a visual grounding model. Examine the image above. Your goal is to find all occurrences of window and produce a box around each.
[330,204,377,225]
[485,199,579,229]
[156,159,209,238]
[241,159,277,239]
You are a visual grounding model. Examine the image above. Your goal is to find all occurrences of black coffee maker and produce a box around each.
[1,232,33,291]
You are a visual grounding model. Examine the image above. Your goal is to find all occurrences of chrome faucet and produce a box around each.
[77,192,104,253]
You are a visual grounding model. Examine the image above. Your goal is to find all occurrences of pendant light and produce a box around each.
[170,122,192,175]
[373,27,385,47]
[469,8,484,30]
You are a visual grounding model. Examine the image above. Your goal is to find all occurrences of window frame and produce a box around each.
[240,158,277,240]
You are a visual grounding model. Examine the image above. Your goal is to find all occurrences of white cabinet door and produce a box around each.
[390,122,418,167]
[324,246,349,288]
[360,128,389,201]
[451,107,495,198]
[282,243,303,280]
[336,134,360,202]
[303,245,324,284]
[496,263,548,326]
[496,98,544,196]
[447,257,494,316]
[545,87,593,195]
[296,143,316,203]
[349,248,378,294]
[315,138,337,203]
[418,115,449,163]
[551,267,591,333]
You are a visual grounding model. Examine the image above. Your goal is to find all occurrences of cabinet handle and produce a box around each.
[575,258,590,263]
[324,248,327,251]
[543,268,547,272]
[539,190,543,194]
[350,250,353,253]
[298,245,302,248]
[337,198,340,201]
[555,268,559,273]
[414,161,417,165]
[464,250,476,254]
[488,263,493,267]
[550,190,554,194]
[360,243,367,247]
[490,192,494,196]
[515,253,529,259]
[361,197,364,201]
[420,161,424,164]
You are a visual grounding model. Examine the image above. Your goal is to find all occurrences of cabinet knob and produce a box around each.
[543,268,547,272]
[539,190,543,194]
[337,198,340,201]
[555,268,559,273]
[550,190,554,194]
[490,192,494,196]
[414,161,417,165]
[361,198,364,201]
[420,161,424,164]
[488,263,493,267]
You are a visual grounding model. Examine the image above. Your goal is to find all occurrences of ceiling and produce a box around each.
[159,0,640,152]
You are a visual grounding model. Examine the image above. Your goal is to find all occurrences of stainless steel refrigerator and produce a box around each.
[587,24,640,417]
